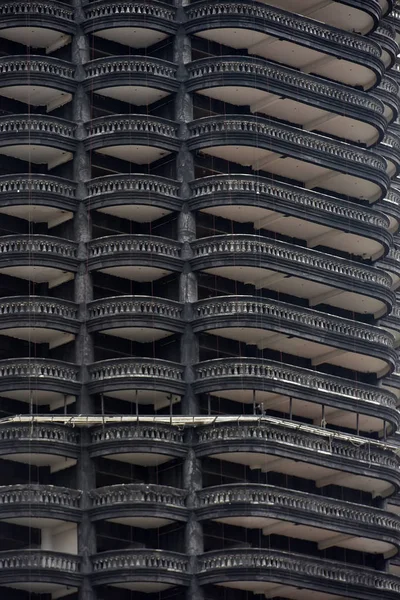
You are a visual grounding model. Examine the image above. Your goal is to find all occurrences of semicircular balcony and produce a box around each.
[83,0,177,48]
[84,116,179,166]
[88,296,184,343]
[382,186,400,233]
[255,0,386,33]
[187,116,389,203]
[88,235,182,282]
[0,550,81,597]
[86,174,180,224]
[195,420,400,498]
[87,358,185,410]
[0,174,76,228]
[0,1,75,51]
[0,56,75,111]
[194,358,399,435]
[184,1,384,90]
[370,22,399,69]
[193,296,396,378]
[84,57,178,107]
[91,549,189,592]
[190,235,394,319]
[187,57,387,147]
[0,115,76,170]
[197,484,400,558]
[0,358,79,408]
[90,484,187,527]
[189,175,392,260]
[197,548,400,600]
[379,243,400,290]
[378,130,400,178]
[0,423,79,471]
[0,296,78,349]
[0,235,78,289]
[0,484,81,526]
[372,76,400,124]
[90,423,186,467]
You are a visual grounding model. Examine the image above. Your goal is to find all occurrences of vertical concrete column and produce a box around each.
[174,0,199,416]
[183,431,205,600]
[72,3,96,599]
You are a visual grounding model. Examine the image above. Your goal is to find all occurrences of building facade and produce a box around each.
[0,1,399,599]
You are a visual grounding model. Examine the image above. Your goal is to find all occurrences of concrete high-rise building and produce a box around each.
[0,1,399,599]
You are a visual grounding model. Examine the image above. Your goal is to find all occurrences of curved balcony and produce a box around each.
[190,235,394,318]
[185,1,384,90]
[260,0,385,33]
[88,296,184,342]
[0,550,80,596]
[91,550,189,592]
[0,1,75,51]
[90,484,187,527]
[195,419,400,497]
[187,57,386,146]
[0,174,76,227]
[371,22,399,69]
[86,174,181,223]
[87,358,185,409]
[0,115,76,169]
[84,57,178,106]
[0,235,78,288]
[197,549,400,600]
[88,235,182,282]
[0,484,81,525]
[187,116,389,203]
[189,175,392,260]
[194,358,399,434]
[193,296,396,377]
[0,358,79,407]
[372,76,400,123]
[85,115,179,165]
[90,424,186,466]
[83,0,177,48]
[197,484,400,557]
[0,296,78,349]
[379,244,400,290]
[382,186,400,232]
[378,130,400,178]
[0,423,79,471]
[0,56,75,111]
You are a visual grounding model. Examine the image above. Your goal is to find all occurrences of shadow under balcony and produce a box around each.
[0,422,79,472]
[86,174,181,223]
[83,0,177,48]
[195,419,400,498]
[90,483,187,527]
[87,358,185,410]
[0,115,76,169]
[84,57,178,106]
[187,116,389,203]
[190,234,394,318]
[197,548,400,600]
[88,235,182,282]
[0,174,76,228]
[193,358,399,435]
[90,423,186,467]
[84,116,179,166]
[88,296,184,342]
[91,549,189,592]
[189,174,392,260]
[197,483,400,558]
[0,1,75,51]
[187,57,386,146]
[185,1,384,90]
[0,56,76,111]
[0,235,78,288]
